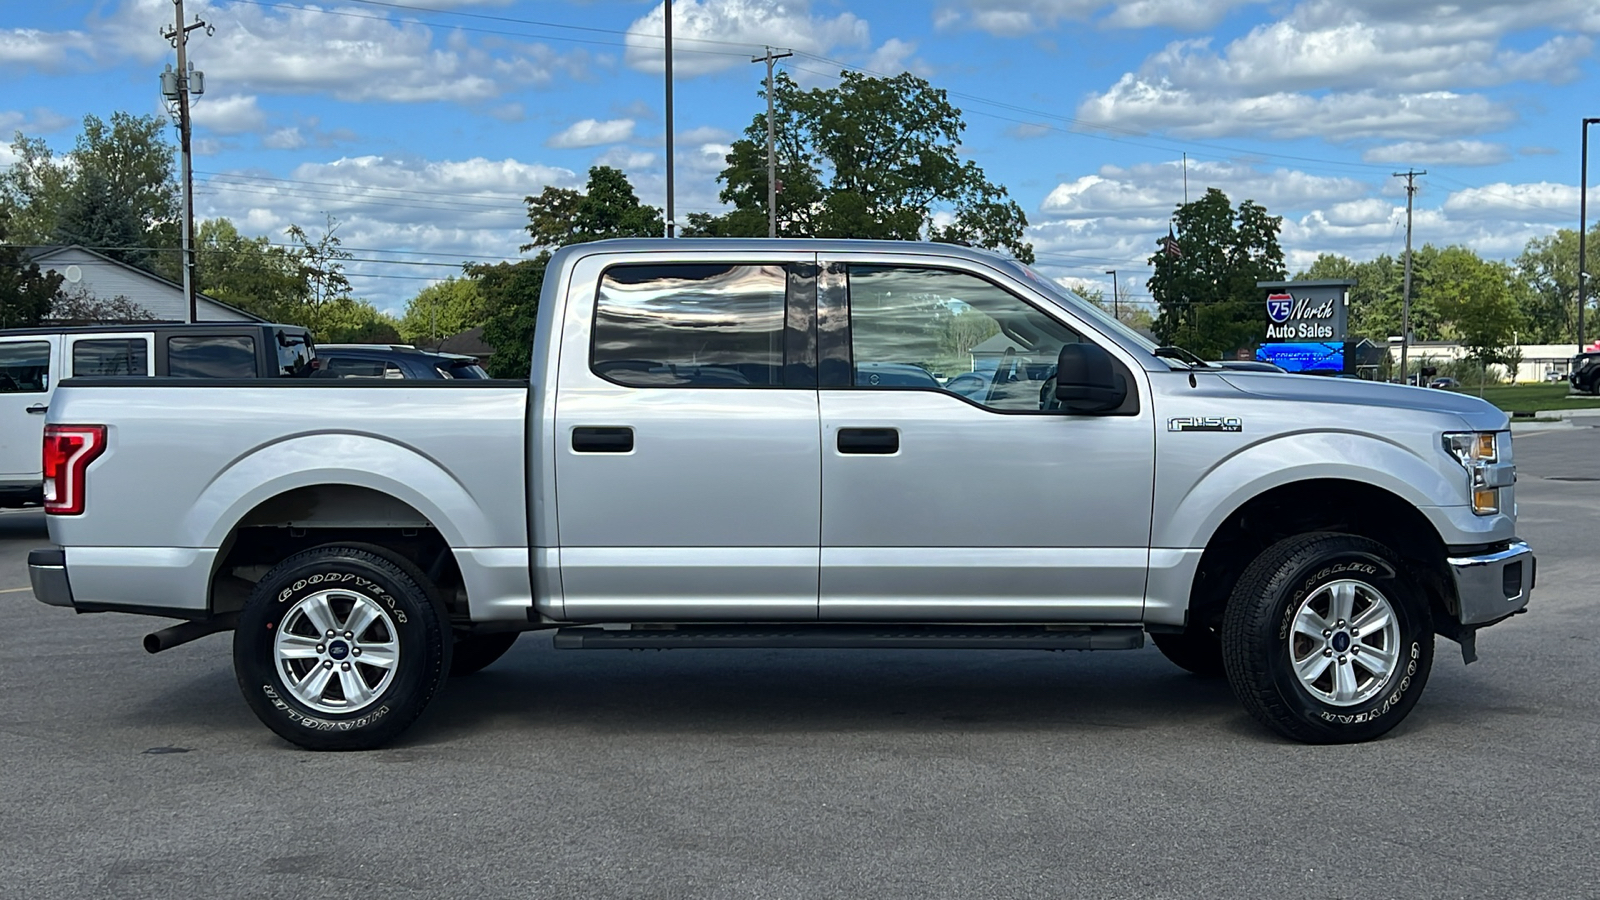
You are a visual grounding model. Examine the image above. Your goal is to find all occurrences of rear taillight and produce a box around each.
[43,425,107,516]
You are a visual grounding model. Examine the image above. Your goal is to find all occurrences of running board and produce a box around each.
[551,624,1144,651]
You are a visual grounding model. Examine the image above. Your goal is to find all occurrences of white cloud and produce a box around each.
[87,0,587,103]
[0,28,92,70]
[1041,159,1369,217]
[1441,181,1586,224]
[1077,77,1515,141]
[263,127,306,150]
[864,38,929,77]
[191,95,266,136]
[547,118,636,149]
[1361,140,1512,167]
[1007,123,1054,139]
[196,154,579,311]
[934,0,1262,34]
[624,0,870,77]
[0,107,73,135]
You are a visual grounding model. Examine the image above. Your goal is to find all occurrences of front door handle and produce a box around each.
[25,405,47,415]
[572,426,634,453]
[837,427,899,455]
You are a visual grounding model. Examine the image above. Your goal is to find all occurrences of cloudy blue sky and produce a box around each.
[4,0,1598,313]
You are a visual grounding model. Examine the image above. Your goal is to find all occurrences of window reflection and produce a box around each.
[73,339,148,377]
[0,341,49,393]
[168,335,257,378]
[847,266,1081,412]
[593,263,786,387]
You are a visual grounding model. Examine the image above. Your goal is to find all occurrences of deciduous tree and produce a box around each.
[1147,188,1285,358]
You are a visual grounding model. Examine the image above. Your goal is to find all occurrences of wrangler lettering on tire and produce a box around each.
[1222,532,1434,744]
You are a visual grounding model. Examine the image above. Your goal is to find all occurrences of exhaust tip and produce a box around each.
[143,633,165,654]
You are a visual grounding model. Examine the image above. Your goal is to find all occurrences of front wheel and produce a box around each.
[1222,532,1433,744]
[234,544,452,751]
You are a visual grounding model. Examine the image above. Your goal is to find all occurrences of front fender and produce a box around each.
[187,432,500,549]
[1154,429,1459,551]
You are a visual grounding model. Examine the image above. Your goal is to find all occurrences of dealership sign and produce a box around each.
[1257,280,1350,343]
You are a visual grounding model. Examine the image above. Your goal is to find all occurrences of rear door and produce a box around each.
[552,250,821,620]
[66,333,155,378]
[0,335,59,487]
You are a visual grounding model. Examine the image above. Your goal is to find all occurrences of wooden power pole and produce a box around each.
[751,47,793,238]
[1394,169,1425,383]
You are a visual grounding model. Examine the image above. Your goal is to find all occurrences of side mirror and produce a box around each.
[1054,342,1126,414]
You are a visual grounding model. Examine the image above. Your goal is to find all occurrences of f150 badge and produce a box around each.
[1168,416,1243,433]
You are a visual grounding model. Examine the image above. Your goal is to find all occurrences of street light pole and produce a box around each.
[1579,117,1599,353]
[663,0,675,238]
[1104,269,1118,321]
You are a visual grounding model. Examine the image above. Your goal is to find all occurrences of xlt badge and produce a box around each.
[1168,416,1243,433]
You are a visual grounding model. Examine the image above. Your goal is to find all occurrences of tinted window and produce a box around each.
[0,341,49,393]
[847,266,1081,412]
[276,331,313,376]
[168,335,257,378]
[436,360,487,379]
[592,263,786,387]
[72,338,149,377]
[315,357,403,379]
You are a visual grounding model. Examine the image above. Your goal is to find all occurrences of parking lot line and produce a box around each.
[0,587,30,594]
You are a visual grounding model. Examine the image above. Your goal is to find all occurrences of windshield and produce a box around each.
[1001,259,1162,357]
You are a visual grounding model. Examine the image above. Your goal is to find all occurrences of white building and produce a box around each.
[27,245,262,323]
[1387,338,1598,383]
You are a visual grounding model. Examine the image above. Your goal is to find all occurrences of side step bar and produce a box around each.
[552,624,1144,651]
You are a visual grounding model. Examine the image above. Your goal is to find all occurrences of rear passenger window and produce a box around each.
[592,263,786,387]
[0,341,50,392]
[168,335,256,378]
[72,339,149,377]
[317,358,402,379]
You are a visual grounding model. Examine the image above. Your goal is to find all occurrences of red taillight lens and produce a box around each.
[43,425,107,516]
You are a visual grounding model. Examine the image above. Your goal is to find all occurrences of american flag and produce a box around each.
[1159,225,1182,259]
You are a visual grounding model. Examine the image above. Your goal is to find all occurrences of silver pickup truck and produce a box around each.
[28,239,1532,750]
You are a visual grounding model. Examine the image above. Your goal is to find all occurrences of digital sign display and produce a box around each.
[1257,342,1345,373]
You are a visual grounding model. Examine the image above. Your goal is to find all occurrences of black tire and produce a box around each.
[1151,628,1225,677]
[1222,532,1433,744]
[450,632,520,676]
[234,544,452,751]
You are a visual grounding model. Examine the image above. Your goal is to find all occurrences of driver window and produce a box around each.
[846,265,1081,412]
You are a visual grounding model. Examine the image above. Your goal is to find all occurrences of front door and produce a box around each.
[0,336,58,488]
[817,258,1156,621]
[553,253,821,620]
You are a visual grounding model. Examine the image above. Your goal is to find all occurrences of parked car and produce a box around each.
[312,344,489,380]
[1429,377,1460,390]
[0,322,313,507]
[29,239,1531,750]
[1570,352,1600,394]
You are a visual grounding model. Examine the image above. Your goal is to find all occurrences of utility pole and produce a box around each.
[1104,269,1119,321]
[663,0,675,238]
[1579,118,1599,353]
[161,0,210,323]
[751,47,793,238]
[1394,169,1425,383]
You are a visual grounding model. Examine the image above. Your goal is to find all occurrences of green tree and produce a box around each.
[687,70,1033,262]
[1421,246,1525,370]
[0,212,64,327]
[1514,226,1597,344]
[398,276,484,345]
[520,166,661,251]
[307,296,402,344]
[0,112,179,273]
[1147,188,1285,358]
[285,215,353,308]
[473,255,549,379]
[194,218,308,321]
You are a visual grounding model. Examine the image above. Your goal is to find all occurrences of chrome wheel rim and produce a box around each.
[274,589,399,714]
[1288,579,1402,707]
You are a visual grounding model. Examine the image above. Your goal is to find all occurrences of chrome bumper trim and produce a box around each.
[1448,540,1533,626]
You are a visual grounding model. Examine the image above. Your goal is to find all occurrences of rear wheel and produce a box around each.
[234,544,451,751]
[1222,532,1433,744]
[450,632,520,676]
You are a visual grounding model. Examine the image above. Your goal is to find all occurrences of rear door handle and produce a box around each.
[26,405,47,415]
[571,426,634,453]
[837,427,899,455]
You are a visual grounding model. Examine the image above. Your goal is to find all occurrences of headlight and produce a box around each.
[1443,431,1501,515]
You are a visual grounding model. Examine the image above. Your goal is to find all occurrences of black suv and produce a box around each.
[1571,352,1600,394]
[312,344,489,380]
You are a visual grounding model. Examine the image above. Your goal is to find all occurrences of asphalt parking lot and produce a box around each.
[2,425,1597,899]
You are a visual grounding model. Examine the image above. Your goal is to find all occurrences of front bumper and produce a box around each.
[28,548,74,609]
[1448,540,1533,626]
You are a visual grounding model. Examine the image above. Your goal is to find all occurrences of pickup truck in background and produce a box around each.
[27,239,1532,749]
[0,322,314,507]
